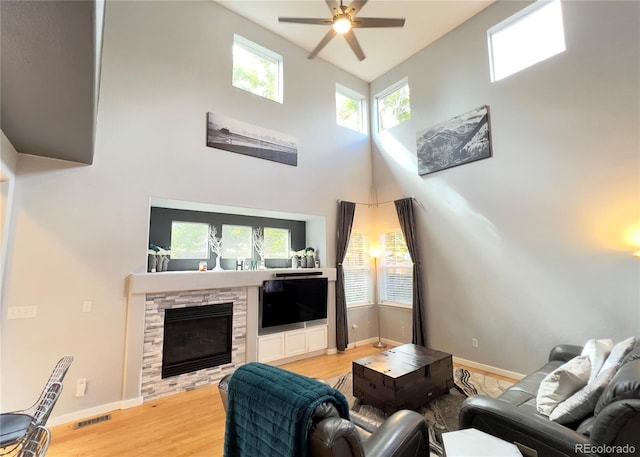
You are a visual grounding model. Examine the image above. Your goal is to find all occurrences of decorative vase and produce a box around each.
[148,254,157,273]
[306,255,315,268]
[291,256,299,269]
[159,256,169,271]
[213,254,223,271]
[300,256,307,268]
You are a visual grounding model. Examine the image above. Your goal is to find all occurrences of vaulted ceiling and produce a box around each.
[0,0,492,165]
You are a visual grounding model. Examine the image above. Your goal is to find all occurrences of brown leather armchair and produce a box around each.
[219,373,429,457]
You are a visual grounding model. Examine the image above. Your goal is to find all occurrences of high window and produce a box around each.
[170,221,210,259]
[376,78,411,132]
[336,84,366,134]
[263,227,290,259]
[381,231,413,305]
[343,233,372,306]
[232,34,283,103]
[488,0,566,82]
[221,225,253,258]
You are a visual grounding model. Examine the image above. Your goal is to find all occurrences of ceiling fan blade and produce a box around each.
[347,0,368,15]
[309,28,337,59]
[352,17,406,28]
[343,29,365,61]
[278,17,332,25]
[325,0,339,14]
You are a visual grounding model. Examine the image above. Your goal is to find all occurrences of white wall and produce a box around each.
[370,0,640,374]
[1,1,371,417]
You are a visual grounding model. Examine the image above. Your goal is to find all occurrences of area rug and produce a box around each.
[329,368,513,457]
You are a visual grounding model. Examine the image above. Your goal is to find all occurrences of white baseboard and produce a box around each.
[453,356,525,381]
[48,397,141,427]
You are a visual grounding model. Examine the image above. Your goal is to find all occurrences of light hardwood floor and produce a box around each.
[47,345,515,457]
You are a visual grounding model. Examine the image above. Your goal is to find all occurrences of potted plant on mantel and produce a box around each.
[209,226,223,271]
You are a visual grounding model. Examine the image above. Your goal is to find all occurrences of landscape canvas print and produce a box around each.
[207,112,298,166]
[416,105,492,176]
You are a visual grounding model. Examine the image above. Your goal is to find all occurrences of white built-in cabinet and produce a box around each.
[258,325,327,363]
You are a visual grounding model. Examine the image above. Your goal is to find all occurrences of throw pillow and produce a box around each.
[536,355,592,416]
[598,337,636,375]
[549,366,617,424]
[581,338,613,383]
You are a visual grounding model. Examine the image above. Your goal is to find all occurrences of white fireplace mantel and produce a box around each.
[128,268,336,295]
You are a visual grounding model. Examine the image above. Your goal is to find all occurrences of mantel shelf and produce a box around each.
[128,268,337,295]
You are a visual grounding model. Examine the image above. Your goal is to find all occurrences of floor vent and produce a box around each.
[74,414,111,429]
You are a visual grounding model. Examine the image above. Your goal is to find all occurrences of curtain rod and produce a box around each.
[338,196,420,208]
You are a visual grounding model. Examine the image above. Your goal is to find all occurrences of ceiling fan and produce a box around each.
[278,0,405,61]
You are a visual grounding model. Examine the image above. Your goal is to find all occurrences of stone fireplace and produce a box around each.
[142,288,246,401]
[161,302,233,378]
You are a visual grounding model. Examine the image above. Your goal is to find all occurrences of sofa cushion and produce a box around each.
[621,339,640,365]
[581,338,613,383]
[549,366,617,424]
[536,355,591,416]
[598,337,636,375]
[594,359,640,415]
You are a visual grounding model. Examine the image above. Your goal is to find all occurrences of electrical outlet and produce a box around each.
[82,301,92,313]
[472,338,479,348]
[76,378,87,397]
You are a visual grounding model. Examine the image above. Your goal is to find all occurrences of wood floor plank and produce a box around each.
[46,345,517,456]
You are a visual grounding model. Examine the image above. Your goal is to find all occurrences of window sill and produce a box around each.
[379,302,412,310]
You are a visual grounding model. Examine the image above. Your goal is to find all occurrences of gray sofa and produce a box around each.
[459,340,640,457]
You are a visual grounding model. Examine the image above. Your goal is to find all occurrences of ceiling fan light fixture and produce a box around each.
[332,16,352,34]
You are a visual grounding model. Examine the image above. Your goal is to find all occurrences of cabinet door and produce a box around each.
[285,330,308,357]
[307,326,327,352]
[258,333,285,363]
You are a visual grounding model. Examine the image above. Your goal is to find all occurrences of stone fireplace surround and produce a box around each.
[142,288,246,401]
[125,268,337,405]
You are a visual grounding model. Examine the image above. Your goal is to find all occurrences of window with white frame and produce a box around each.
[343,233,372,306]
[170,221,210,259]
[336,83,366,134]
[488,0,566,82]
[221,224,253,258]
[232,34,283,103]
[376,78,411,132]
[381,231,413,305]
[263,227,290,259]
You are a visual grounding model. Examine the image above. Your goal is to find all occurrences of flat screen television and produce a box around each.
[260,277,328,329]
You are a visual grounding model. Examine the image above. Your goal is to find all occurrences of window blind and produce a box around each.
[343,233,371,306]
[381,231,413,305]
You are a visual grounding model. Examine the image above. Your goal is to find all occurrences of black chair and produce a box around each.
[0,426,51,457]
[0,382,62,453]
[0,355,72,453]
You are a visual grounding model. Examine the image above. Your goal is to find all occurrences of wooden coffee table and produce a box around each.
[352,343,454,414]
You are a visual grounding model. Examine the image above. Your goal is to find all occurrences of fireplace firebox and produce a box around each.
[161,302,233,379]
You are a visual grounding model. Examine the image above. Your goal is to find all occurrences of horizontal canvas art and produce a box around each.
[206,112,298,166]
[416,105,492,176]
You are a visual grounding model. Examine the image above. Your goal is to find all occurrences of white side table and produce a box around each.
[442,428,523,456]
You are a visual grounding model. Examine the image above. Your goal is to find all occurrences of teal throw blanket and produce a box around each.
[223,362,350,457]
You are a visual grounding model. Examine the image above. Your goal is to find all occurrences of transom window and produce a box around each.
[263,227,290,259]
[336,83,366,134]
[343,233,372,306]
[221,224,253,258]
[376,78,411,132]
[488,0,566,82]
[232,34,283,103]
[381,231,413,305]
[170,221,210,259]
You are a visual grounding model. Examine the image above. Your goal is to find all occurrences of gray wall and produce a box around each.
[1,0,371,418]
[370,0,640,374]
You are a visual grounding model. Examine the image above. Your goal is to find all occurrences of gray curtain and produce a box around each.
[335,201,356,352]
[394,198,427,346]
